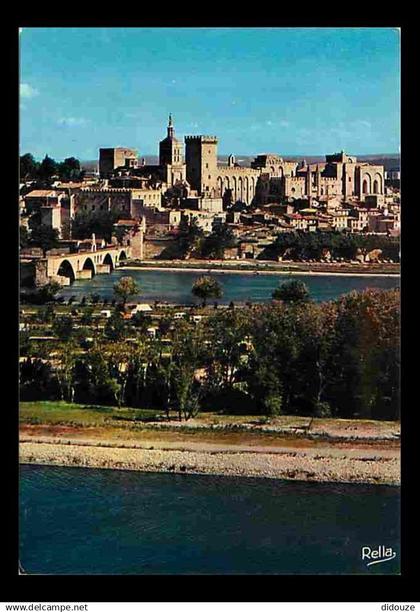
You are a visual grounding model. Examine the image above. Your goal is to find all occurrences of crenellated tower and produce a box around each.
[184,135,218,196]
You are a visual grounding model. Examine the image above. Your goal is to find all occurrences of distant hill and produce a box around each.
[82,153,400,172]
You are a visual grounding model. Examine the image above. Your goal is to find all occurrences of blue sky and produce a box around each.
[19,27,400,160]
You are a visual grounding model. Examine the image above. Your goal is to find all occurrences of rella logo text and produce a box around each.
[361,545,397,566]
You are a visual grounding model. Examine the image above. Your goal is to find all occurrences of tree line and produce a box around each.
[20,153,85,186]
[160,219,236,260]
[158,222,400,262]
[20,284,400,421]
[261,231,400,262]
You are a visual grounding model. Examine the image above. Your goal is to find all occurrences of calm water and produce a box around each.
[59,268,400,304]
[20,465,400,575]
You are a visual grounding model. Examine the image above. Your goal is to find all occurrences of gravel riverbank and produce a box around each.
[19,437,400,485]
[120,259,400,277]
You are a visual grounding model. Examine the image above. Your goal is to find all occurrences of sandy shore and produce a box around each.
[121,264,400,278]
[19,436,400,485]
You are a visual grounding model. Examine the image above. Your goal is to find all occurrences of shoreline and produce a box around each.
[121,265,400,278]
[19,437,400,486]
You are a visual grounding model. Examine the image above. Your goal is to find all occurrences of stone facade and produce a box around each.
[99,148,138,178]
[281,152,385,205]
[143,236,178,259]
[97,121,386,212]
[159,114,187,188]
[76,187,162,217]
[185,135,260,205]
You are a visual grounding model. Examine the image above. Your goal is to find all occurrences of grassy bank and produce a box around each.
[20,401,400,442]
[20,401,160,427]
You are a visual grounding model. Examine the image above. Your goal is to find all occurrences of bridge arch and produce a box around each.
[56,259,76,283]
[118,250,127,262]
[103,253,114,271]
[82,256,96,276]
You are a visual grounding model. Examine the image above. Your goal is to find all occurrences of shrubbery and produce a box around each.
[262,231,400,262]
[19,287,400,421]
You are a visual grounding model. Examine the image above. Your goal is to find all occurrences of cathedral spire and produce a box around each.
[167,113,174,138]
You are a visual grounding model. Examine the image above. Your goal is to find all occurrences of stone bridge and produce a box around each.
[45,246,131,285]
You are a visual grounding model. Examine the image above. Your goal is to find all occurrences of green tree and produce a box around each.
[37,281,62,304]
[192,275,223,307]
[131,311,149,333]
[38,303,56,323]
[80,305,94,326]
[179,217,205,258]
[71,210,123,243]
[200,223,236,259]
[90,292,101,305]
[58,157,83,182]
[37,154,59,185]
[106,342,136,408]
[247,302,303,414]
[328,288,400,419]
[20,226,29,249]
[290,301,337,415]
[104,311,126,341]
[113,225,130,246]
[171,320,205,420]
[272,280,311,303]
[52,315,74,341]
[113,276,139,307]
[19,357,55,401]
[55,342,77,402]
[84,345,119,405]
[204,309,249,392]
[20,153,39,180]
[29,225,60,255]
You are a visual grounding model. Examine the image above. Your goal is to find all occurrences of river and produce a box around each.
[58,268,400,304]
[19,465,400,575]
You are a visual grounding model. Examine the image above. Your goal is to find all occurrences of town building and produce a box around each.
[184,136,260,205]
[158,114,187,188]
[99,147,138,178]
[282,152,385,205]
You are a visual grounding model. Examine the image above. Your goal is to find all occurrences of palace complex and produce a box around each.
[21,115,399,264]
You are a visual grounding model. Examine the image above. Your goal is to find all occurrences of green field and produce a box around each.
[19,401,399,443]
[20,401,160,427]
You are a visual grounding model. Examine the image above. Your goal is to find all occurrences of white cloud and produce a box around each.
[57,117,88,127]
[280,120,290,128]
[19,28,23,35]
[357,120,372,129]
[20,83,39,99]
